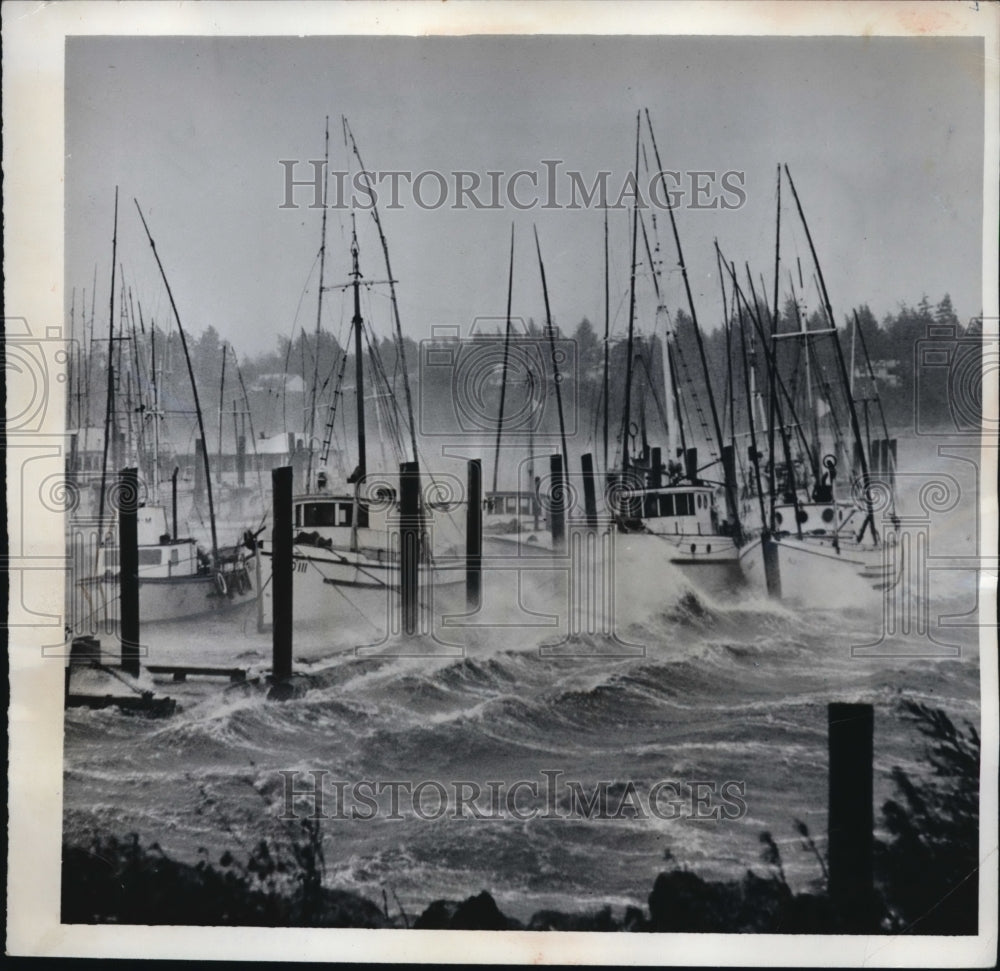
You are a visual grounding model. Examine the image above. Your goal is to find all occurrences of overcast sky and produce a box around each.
[66,35,985,358]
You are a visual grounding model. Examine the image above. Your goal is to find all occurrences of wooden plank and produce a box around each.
[146,664,246,682]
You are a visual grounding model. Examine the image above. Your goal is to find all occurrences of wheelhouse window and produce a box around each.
[674,492,695,516]
[138,548,163,566]
[302,502,340,528]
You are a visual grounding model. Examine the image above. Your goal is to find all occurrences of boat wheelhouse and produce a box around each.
[616,480,743,567]
[481,488,551,553]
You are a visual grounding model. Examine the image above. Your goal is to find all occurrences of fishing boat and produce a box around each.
[78,496,255,626]
[250,119,466,634]
[72,190,257,631]
[607,111,749,588]
[732,164,901,601]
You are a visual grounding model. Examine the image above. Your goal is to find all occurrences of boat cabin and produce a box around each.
[296,496,363,529]
[618,485,725,536]
[292,488,397,536]
[484,490,538,519]
[772,500,850,538]
[95,505,202,578]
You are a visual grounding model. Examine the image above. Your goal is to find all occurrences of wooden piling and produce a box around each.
[400,460,420,635]
[828,702,875,932]
[581,452,598,530]
[466,459,482,609]
[271,466,293,683]
[549,453,565,550]
[119,467,140,677]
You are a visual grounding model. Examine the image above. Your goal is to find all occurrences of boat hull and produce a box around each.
[738,533,900,603]
[75,566,256,628]
[255,543,467,636]
[614,529,744,595]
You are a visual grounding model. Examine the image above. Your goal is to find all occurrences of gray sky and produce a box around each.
[66,35,985,357]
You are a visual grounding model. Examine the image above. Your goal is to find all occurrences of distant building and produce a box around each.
[854,359,900,390]
[870,359,900,388]
[252,374,306,394]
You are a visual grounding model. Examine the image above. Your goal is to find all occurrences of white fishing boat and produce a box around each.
[250,480,467,631]
[77,502,255,626]
[72,191,258,631]
[251,121,467,633]
[738,492,900,602]
[607,111,751,590]
[731,164,902,601]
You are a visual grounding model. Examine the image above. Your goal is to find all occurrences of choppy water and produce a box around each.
[63,436,985,922]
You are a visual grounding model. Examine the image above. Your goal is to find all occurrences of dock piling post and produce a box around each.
[582,453,598,530]
[828,701,875,932]
[400,460,420,635]
[466,459,482,609]
[549,453,566,551]
[119,467,140,677]
[271,466,293,684]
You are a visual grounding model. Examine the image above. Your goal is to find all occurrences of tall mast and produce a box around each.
[782,164,877,539]
[717,246,735,450]
[853,310,894,455]
[717,246,802,536]
[306,116,331,491]
[217,341,227,485]
[788,273,821,470]
[748,265,801,538]
[768,165,781,524]
[96,188,119,567]
[526,370,537,527]
[492,223,515,497]
[135,199,220,566]
[602,205,610,475]
[142,300,160,502]
[533,225,569,472]
[637,207,681,466]
[621,111,641,473]
[645,111,728,478]
[82,267,97,454]
[849,311,857,398]
[343,116,419,465]
[853,309,896,517]
[349,215,368,499]
[728,255,768,530]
